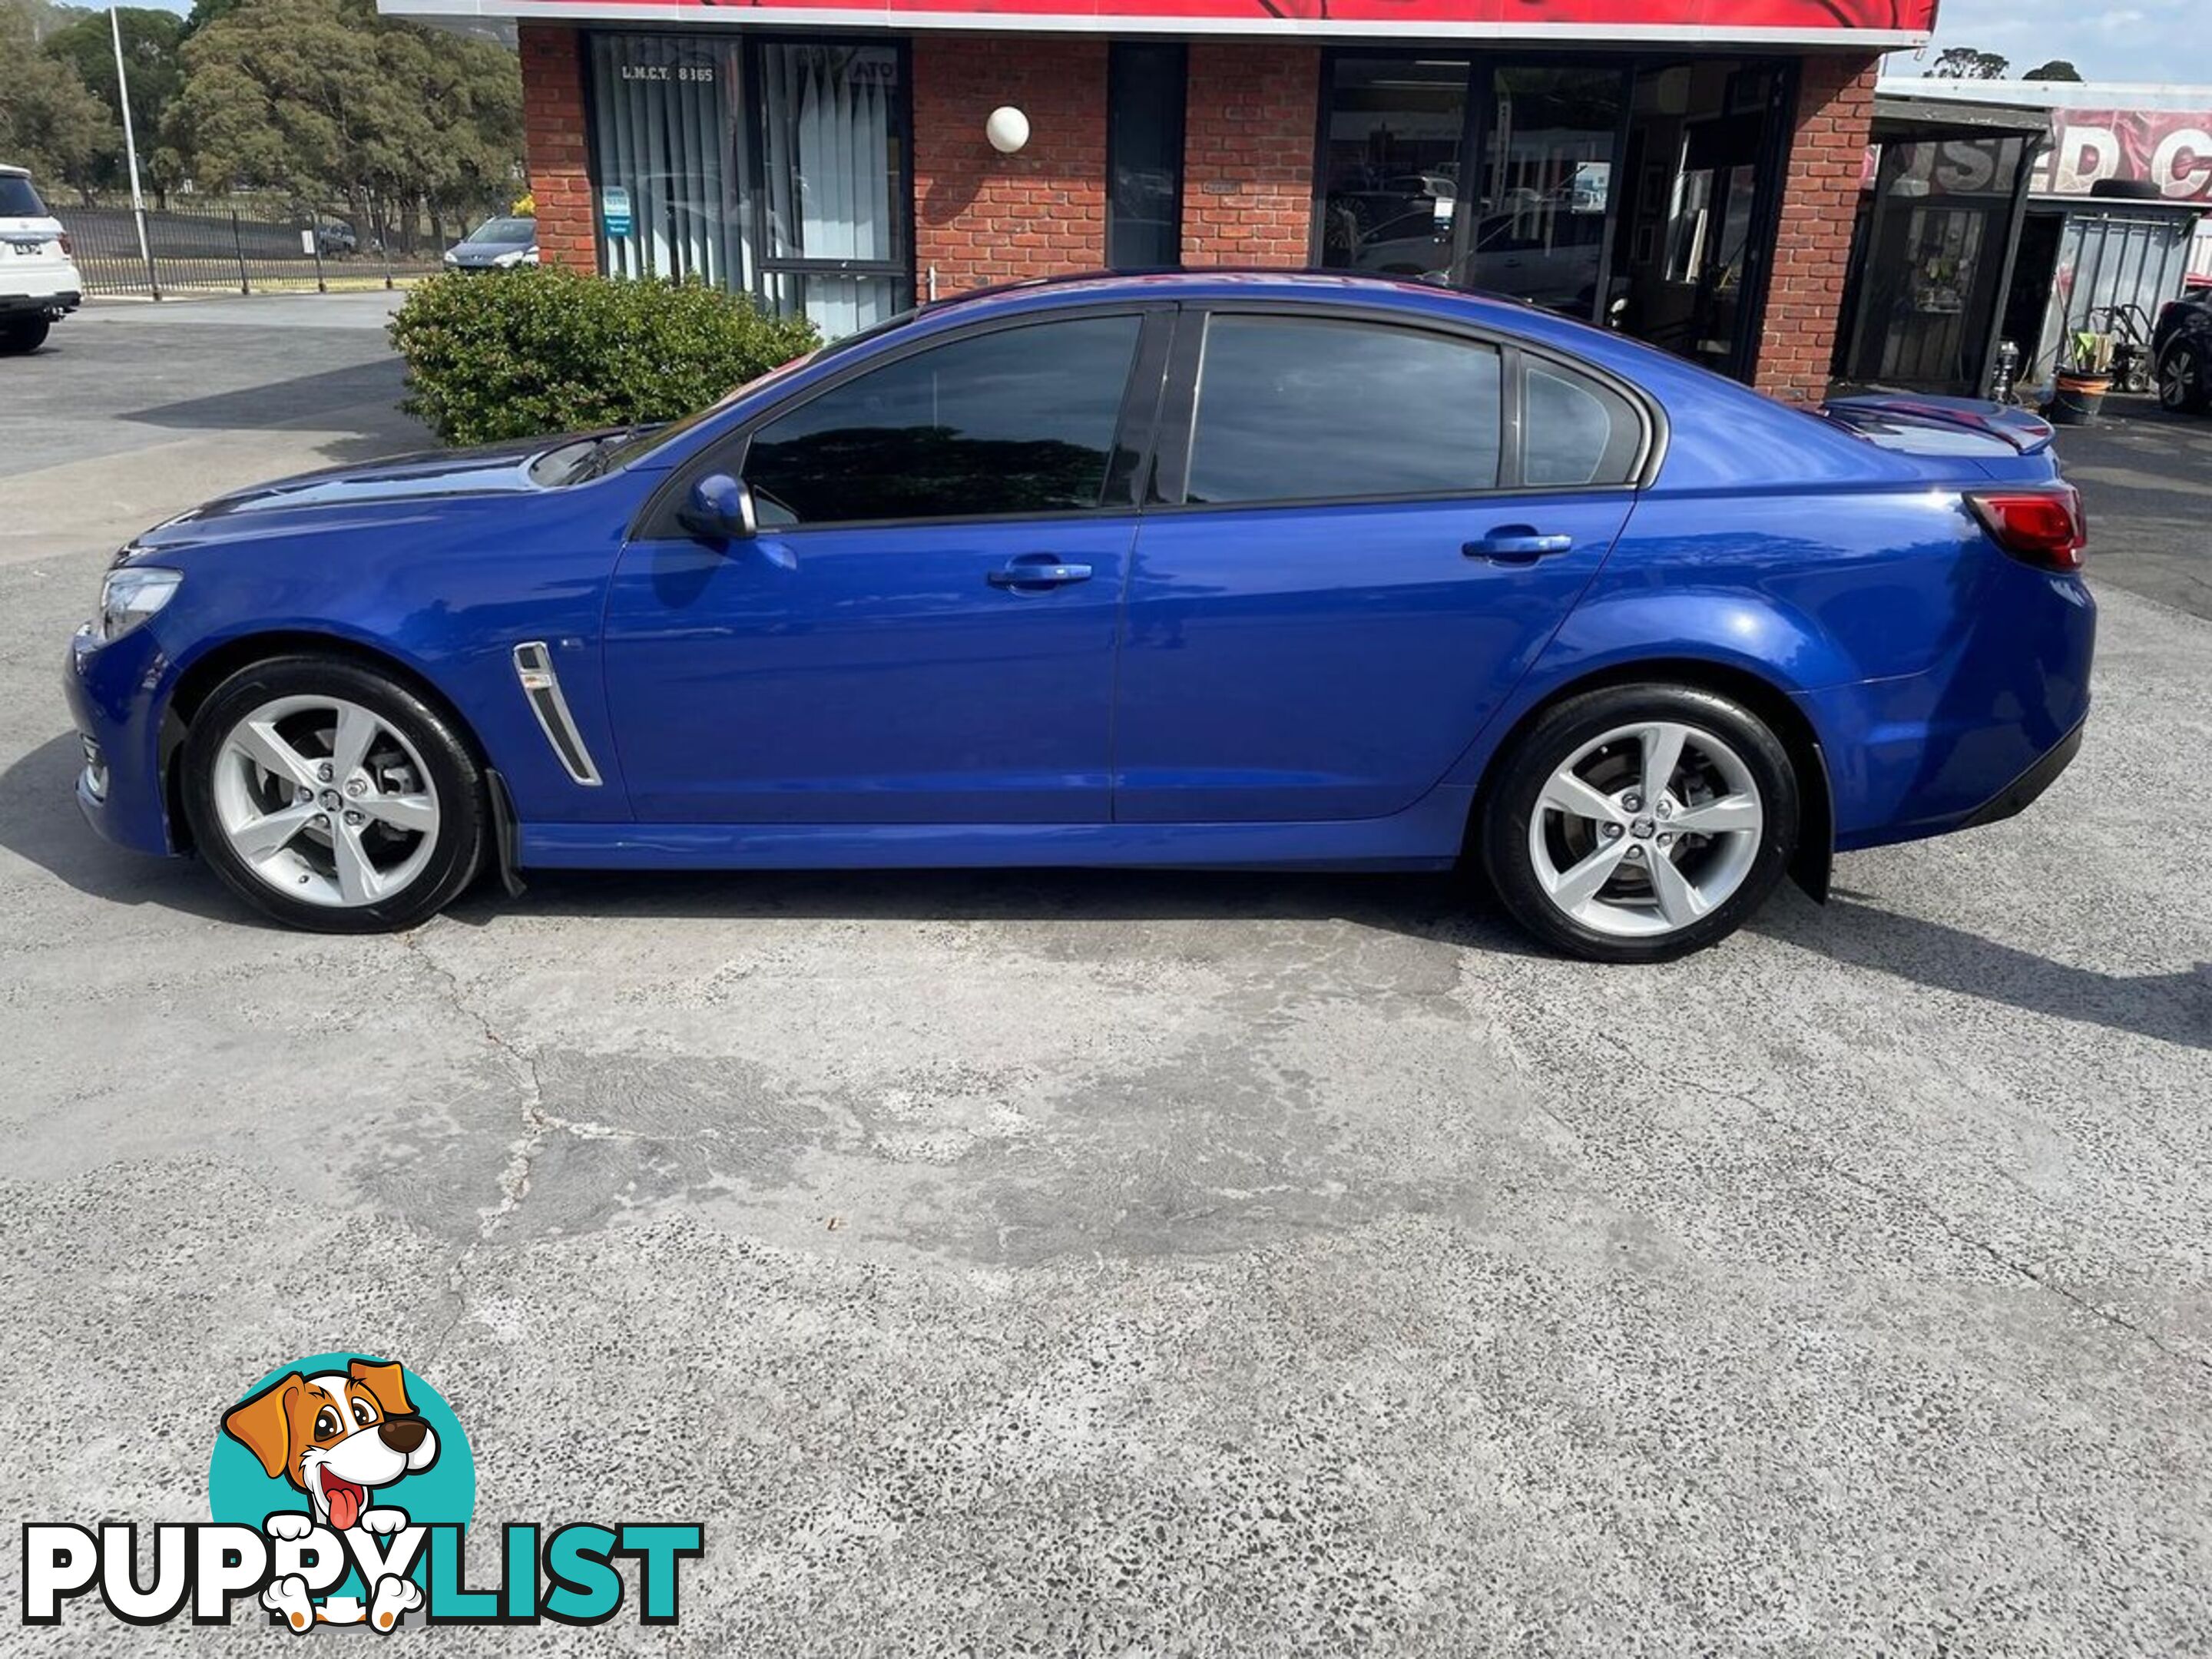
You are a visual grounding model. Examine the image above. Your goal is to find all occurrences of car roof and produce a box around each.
[0,164,30,179]
[916,267,1627,346]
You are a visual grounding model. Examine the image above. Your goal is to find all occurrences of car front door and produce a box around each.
[602,309,1161,824]
[1112,309,1646,823]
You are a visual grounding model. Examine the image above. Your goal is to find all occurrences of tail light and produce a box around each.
[56,233,71,257]
[1965,487,2087,571]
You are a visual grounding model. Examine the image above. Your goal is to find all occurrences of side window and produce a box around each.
[1184,316,1502,505]
[1523,360,1643,488]
[743,316,1143,525]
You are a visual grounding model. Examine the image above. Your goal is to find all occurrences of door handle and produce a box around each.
[1465,527,1575,563]
[987,555,1094,591]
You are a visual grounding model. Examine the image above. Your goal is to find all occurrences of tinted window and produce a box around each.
[0,175,46,217]
[1108,43,1185,269]
[1524,361,1642,486]
[1185,317,1501,504]
[744,316,1142,525]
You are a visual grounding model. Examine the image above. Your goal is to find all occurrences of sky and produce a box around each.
[1889,0,2189,84]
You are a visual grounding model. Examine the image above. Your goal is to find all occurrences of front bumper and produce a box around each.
[64,621,180,857]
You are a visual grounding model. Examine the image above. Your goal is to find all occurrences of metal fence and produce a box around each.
[54,199,450,298]
[2032,207,2198,384]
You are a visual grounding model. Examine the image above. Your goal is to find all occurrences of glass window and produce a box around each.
[1319,58,1466,274]
[0,175,46,217]
[589,35,749,290]
[1184,317,1502,505]
[743,316,1143,525]
[758,43,907,336]
[1524,362,1642,487]
[587,34,909,339]
[1108,43,1186,270]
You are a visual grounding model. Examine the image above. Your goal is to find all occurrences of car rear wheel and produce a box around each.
[0,317,51,354]
[180,656,487,932]
[1481,685,1799,962]
[2158,344,2209,413]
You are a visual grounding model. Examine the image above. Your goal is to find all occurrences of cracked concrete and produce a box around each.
[2,300,2210,1654]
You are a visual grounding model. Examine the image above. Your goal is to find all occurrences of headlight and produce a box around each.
[493,249,525,268]
[443,251,459,266]
[99,566,182,641]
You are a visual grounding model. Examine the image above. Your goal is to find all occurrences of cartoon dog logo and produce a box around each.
[221,1358,437,1631]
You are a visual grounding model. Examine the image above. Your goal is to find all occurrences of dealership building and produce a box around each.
[379,0,1941,402]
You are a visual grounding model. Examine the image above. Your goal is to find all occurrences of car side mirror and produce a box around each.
[680,473,757,544]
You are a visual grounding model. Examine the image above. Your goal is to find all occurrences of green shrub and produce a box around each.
[389,268,820,447]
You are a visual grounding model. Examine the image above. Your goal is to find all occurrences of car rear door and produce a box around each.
[601,306,1168,825]
[1111,306,1646,823]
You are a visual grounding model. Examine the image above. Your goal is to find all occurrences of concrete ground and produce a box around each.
[1,296,2208,1655]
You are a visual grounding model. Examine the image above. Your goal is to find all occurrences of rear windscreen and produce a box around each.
[0,176,47,217]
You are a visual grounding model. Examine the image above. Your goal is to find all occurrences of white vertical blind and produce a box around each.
[762,44,898,336]
[588,34,904,337]
[589,35,749,289]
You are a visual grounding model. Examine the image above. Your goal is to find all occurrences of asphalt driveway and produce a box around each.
[2,300,2207,1654]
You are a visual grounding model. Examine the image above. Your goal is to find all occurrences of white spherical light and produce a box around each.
[985,106,1030,154]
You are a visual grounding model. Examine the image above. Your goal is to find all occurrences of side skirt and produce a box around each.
[517,786,1476,874]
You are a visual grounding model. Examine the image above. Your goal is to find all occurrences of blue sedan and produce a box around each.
[65,273,2093,962]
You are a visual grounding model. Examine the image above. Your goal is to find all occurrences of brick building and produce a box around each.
[385,0,1935,402]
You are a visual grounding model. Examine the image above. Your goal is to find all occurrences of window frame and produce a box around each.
[635,303,1177,541]
[1148,301,1665,512]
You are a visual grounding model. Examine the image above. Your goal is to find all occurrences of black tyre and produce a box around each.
[0,317,51,354]
[178,655,487,932]
[1480,684,1800,963]
[2158,344,2210,414]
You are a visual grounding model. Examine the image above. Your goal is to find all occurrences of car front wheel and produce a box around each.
[179,656,487,932]
[1482,685,1799,962]
[2158,344,2210,413]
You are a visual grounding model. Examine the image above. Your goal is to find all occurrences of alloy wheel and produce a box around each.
[1525,720,1765,939]
[210,694,442,908]
[2162,350,2198,410]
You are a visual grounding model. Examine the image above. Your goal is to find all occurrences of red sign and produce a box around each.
[2035,109,2212,203]
[384,0,1933,43]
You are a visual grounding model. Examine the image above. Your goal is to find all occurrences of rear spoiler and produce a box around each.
[1819,392,2055,457]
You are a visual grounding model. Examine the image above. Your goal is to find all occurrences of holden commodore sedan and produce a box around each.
[65,273,2093,962]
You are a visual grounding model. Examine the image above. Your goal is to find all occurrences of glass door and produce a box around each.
[1316,58,1468,280]
[1455,65,1626,321]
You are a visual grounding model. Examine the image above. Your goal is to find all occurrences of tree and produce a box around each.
[1925,46,2011,78]
[2023,60,2084,81]
[41,8,187,199]
[163,0,519,240]
[0,0,120,199]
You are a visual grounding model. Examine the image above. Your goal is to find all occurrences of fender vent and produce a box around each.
[512,641,602,786]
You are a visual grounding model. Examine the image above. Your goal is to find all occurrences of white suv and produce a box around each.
[1,164,83,354]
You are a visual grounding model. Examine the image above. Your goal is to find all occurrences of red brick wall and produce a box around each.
[912,36,1107,296]
[1753,54,1879,403]
[1181,44,1318,266]
[519,25,595,273]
